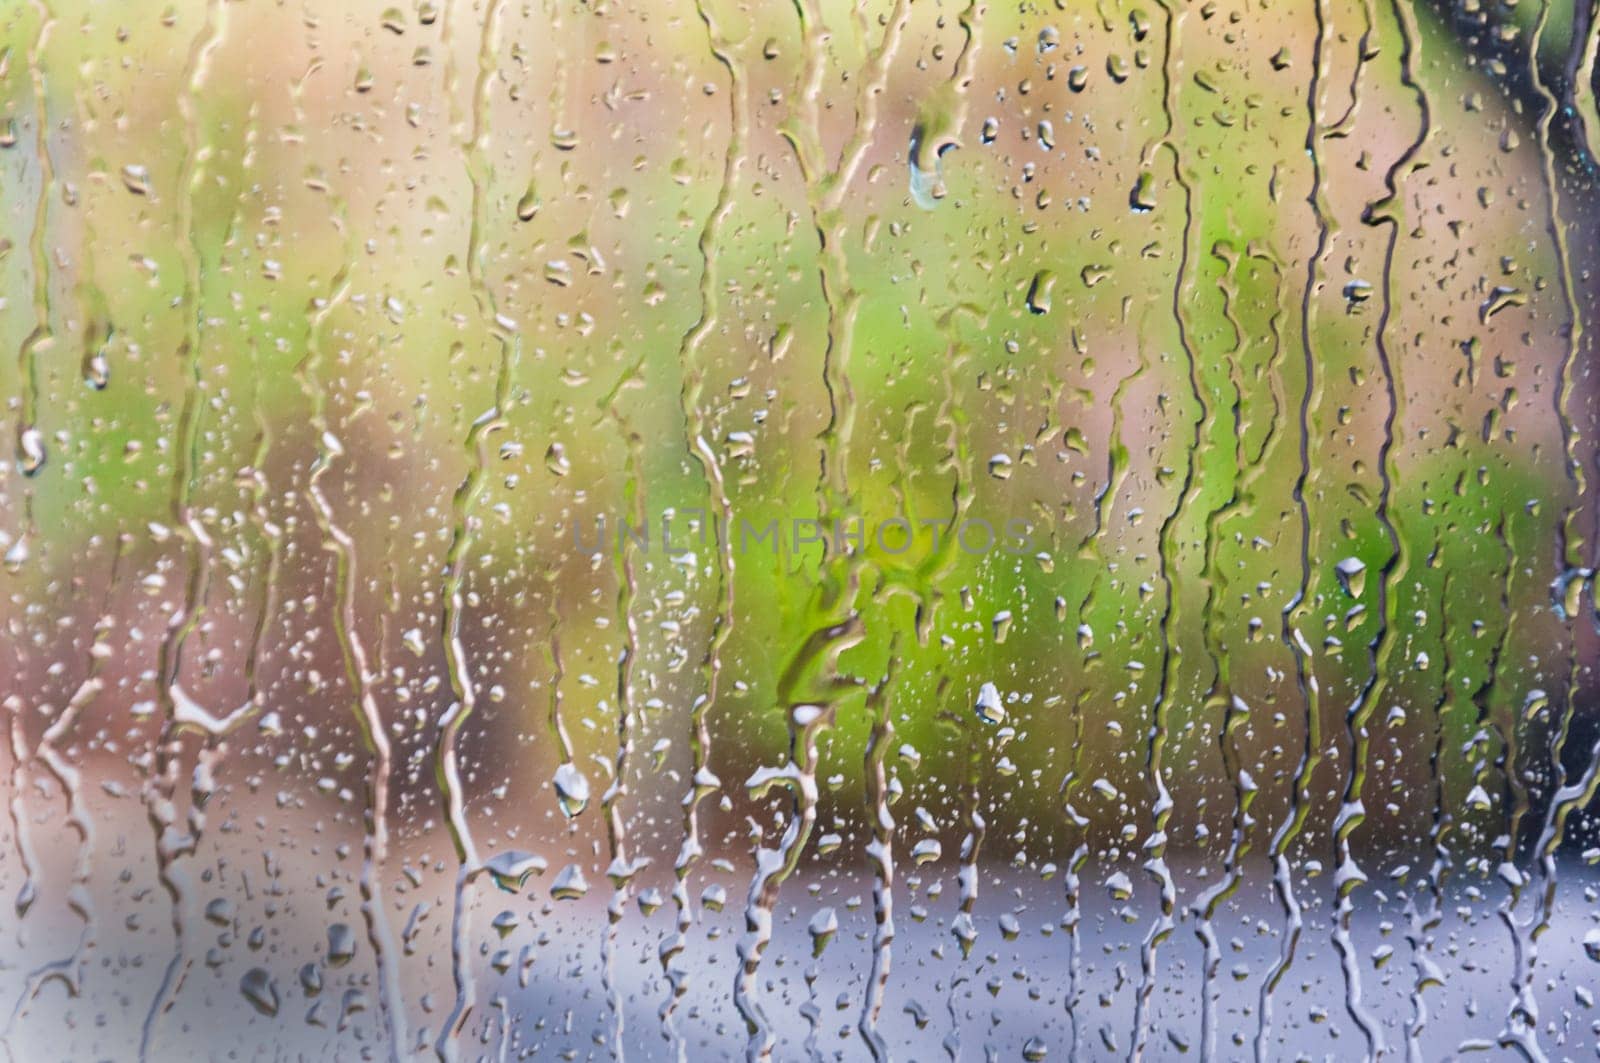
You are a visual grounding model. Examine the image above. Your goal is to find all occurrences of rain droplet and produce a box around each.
[975,682,1006,725]
[240,968,280,1017]
[1336,557,1367,598]
[484,851,547,893]
[553,762,590,818]
[327,923,356,967]
[550,864,589,901]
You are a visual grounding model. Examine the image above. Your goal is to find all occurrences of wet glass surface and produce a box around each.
[3,0,1600,1058]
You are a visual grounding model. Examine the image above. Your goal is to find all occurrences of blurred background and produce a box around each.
[3,0,1600,1057]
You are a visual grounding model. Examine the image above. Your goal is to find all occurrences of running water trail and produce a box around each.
[9,0,56,566]
[1496,2,1587,1054]
[1,528,125,1051]
[858,655,899,1059]
[433,0,515,1055]
[600,413,644,1061]
[1190,238,1247,1063]
[1568,3,1600,166]
[1068,301,1147,1058]
[1326,0,1429,1047]
[294,190,406,1057]
[1131,1,1196,1055]
[734,608,865,1060]
[1256,1,1333,1053]
[140,4,236,1055]
[660,2,743,1048]
[1404,560,1455,1062]
[732,0,919,1053]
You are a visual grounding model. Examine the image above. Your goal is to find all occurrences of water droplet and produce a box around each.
[484,851,547,894]
[240,968,279,1017]
[1336,557,1367,598]
[327,923,356,967]
[807,908,838,956]
[1026,270,1055,315]
[553,762,590,817]
[975,682,1006,725]
[550,864,589,901]
[1130,171,1157,212]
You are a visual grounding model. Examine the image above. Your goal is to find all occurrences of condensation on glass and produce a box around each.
[2,0,1599,1059]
